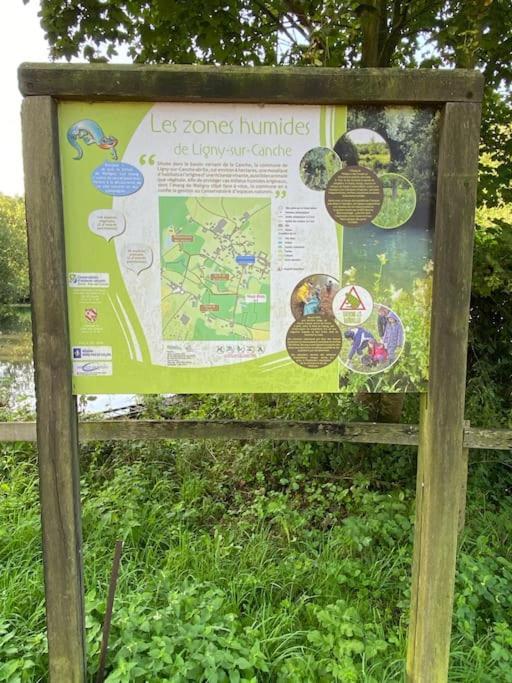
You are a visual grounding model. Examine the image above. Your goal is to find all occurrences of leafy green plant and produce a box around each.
[0,407,511,681]
[100,583,269,682]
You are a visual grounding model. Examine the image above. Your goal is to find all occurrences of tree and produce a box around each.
[0,195,29,319]
[27,1,511,81]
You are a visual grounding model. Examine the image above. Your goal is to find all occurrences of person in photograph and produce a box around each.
[344,327,375,362]
[292,279,313,319]
[304,287,321,315]
[362,339,389,367]
[382,312,404,361]
[377,306,389,337]
[319,280,336,318]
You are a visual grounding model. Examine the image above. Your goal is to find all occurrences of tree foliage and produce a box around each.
[27,0,511,82]
[0,195,29,318]
[28,0,511,211]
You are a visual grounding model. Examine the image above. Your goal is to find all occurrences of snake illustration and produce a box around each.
[67,119,118,160]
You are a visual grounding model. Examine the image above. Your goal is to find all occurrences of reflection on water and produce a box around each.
[343,222,432,292]
[0,359,138,415]
[0,309,138,415]
[0,361,35,411]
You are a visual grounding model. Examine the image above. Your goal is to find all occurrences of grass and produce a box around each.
[0,393,511,681]
[0,308,32,363]
[373,185,416,229]
[357,150,390,172]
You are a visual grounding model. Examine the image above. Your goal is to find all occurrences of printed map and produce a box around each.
[159,196,271,341]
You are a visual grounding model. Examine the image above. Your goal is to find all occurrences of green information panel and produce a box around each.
[59,101,438,393]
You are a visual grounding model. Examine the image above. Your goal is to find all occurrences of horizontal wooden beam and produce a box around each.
[463,427,512,451]
[0,420,509,450]
[79,419,419,444]
[18,64,484,104]
[0,421,37,442]
[0,419,417,445]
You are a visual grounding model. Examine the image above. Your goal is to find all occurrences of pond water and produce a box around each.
[343,222,432,293]
[0,308,138,415]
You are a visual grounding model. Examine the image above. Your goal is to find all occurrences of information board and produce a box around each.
[59,101,439,393]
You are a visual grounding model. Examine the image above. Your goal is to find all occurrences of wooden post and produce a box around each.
[22,96,86,682]
[406,101,482,682]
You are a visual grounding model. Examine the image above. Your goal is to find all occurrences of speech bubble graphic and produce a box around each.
[88,209,126,241]
[91,161,144,196]
[122,244,154,275]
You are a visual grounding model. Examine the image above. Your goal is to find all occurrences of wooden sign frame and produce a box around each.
[19,64,483,682]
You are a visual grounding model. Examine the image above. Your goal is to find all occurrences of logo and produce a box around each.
[339,286,366,311]
[72,348,82,359]
[84,308,98,323]
[80,363,101,374]
[332,285,373,326]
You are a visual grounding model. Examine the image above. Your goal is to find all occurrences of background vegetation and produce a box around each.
[0,195,29,322]
[299,147,342,191]
[0,0,510,680]
[1,393,511,681]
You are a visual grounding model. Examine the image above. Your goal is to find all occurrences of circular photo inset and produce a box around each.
[290,274,340,321]
[332,284,373,326]
[286,315,342,368]
[299,147,342,191]
[372,173,416,229]
[325,166,383,227]
[339,303,405,375]
[334,128,391,172]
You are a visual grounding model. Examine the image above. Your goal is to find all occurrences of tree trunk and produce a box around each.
[359,1,381,67]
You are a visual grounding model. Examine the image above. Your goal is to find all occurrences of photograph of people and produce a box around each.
[290,275,340,320]
[382,310,404,362]
[341,304,405,372]
[303,287,321,316]
[344,327,375,361]
[291,278,313,319]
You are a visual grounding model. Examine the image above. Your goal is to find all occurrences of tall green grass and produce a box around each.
[373,186,416,229]
[1,394,511,681]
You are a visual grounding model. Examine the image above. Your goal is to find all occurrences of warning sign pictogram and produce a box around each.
[339,286,366,311]
[333,284,373,326]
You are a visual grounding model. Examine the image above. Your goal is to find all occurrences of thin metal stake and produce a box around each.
[96,540,124,683]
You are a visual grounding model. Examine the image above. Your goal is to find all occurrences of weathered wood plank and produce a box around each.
[406,101,482,682]
[0,421,37,441]
[18,64,484,104]
[464,426,512,450]
[78,419,419,444]
[0,420,510,449]
[458,422,470,536]
[22,96,86,682]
